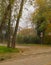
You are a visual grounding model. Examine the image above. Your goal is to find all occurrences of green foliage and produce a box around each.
[32,0,51,39]
[38,21,47,32]
[32,0,51,23]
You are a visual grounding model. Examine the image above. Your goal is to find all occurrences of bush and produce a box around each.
[17,34,36,44]
[44,36,51,45]
[17,34,42,44]
[33,36,40,44]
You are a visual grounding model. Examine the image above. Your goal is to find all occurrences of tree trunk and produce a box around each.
[7,21,11,48]
[7,1,12,48]
[11,0,24,48]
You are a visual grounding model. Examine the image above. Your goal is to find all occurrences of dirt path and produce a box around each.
[0,53,51,65]
[0,45,51,65]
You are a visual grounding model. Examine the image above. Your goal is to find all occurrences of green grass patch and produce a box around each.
[0,46,19,53]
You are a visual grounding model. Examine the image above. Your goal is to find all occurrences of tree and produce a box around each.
[7,0,12,47]
[11,0,24,48]
[0,0,15,47]
[6,0,15,47]
[32,0,51,37]
[31,0,51,44]
[0,0,8,41]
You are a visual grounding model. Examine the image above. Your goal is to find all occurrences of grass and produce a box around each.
[0,46,19,53]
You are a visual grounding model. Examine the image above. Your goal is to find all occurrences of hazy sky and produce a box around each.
[19,1,34,28]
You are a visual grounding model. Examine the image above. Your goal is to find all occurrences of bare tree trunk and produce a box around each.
[7,21,11,47]
[11,0,24,48]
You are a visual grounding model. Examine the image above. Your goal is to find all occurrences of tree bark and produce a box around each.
[7,3,11,47]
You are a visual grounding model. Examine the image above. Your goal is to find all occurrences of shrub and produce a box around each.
[17,34,36,44]
[44,36,51,45]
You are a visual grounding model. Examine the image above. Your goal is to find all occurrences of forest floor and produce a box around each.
[0,44,51,65]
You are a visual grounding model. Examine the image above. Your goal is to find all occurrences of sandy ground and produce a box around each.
[0,44,51,65]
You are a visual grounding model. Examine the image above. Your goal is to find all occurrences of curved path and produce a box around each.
[0,45,51,65]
